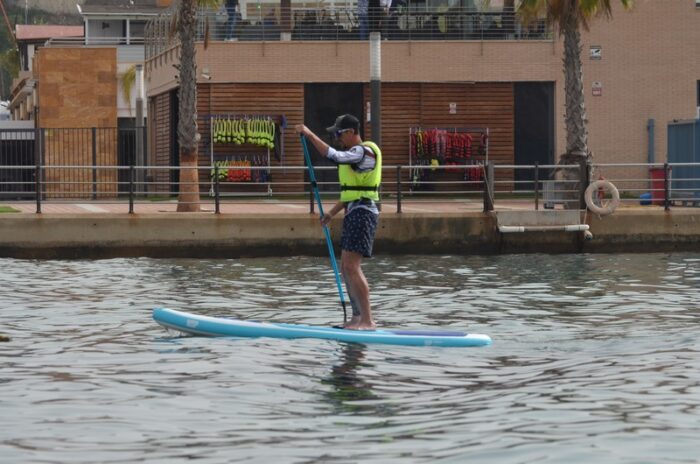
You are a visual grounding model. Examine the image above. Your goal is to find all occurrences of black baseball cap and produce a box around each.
[326,114,360,134]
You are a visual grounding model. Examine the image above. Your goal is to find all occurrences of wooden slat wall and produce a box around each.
[366,82,514,190]
[419,83,513,167]
[366,83,422,189]
[151,91,171,193]
[151,81,513,195]
[197,83,305,193]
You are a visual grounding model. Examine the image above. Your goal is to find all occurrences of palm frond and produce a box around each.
[120,65,136,110]
[197,0,222,8]
[517,0,632,33]
[169,11,179,40]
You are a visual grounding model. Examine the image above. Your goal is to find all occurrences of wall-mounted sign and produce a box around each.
[366,101,371,122]
[590,45,602,60]
[449,102,457,114]
[592,81,603,96]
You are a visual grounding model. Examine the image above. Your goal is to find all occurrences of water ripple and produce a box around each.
[1,254,699,463]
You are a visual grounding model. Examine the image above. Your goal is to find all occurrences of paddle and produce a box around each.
[300,134,347,323]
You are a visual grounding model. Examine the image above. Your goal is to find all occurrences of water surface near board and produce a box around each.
[1,254,699,463]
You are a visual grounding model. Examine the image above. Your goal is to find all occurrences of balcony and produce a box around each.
[44,37,146,62]
[145,5,550,60]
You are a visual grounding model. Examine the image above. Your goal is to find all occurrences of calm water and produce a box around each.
[1,254,699,463]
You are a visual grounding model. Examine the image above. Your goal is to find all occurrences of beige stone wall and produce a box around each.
[37,48,117,129]
[145,0,700,170]
[146,40,560,89]
[36,48,118,198]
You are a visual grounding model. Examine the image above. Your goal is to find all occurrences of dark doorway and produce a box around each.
[117,118,135,194]
[514,82,555,190]
[0,130,35,199]
[303,83,364,192]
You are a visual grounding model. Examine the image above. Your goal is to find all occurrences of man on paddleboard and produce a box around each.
[295,114,382,330]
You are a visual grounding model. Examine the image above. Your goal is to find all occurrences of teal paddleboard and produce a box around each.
[153,308,491,348]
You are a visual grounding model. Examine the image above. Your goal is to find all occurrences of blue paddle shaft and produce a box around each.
[300,135,347,319]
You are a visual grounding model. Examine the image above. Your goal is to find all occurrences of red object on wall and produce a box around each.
[649,167,670,205]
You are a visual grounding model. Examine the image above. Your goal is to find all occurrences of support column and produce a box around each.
[135,64,145,193]
[369,32,381,145]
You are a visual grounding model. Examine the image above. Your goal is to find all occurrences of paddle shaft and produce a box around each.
[300,135,347,323]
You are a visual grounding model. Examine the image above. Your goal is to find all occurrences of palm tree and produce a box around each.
[0,48,19,100]
[172,0,221,212]
[120,64,136,111]
[518,0,632,162]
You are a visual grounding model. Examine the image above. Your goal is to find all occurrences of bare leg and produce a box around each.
[340,250,375,330]
[345,294,361,327]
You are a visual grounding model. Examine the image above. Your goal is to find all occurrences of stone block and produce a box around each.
[98,71,115,84]
[98,95,114,107]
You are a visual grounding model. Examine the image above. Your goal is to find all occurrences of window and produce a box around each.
[130,21,146,39]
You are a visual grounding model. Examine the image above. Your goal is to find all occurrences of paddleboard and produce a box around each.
[153,308,491,348]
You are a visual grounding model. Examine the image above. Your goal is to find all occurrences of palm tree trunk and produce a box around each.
[562,16,588,158]
[177,0,201,212]
[557,11,590,209]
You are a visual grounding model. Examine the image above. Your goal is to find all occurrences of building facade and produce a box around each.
[4,0,172,198]
[144,0,699,195]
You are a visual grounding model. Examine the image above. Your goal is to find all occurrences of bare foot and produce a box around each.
[343,321,376,331]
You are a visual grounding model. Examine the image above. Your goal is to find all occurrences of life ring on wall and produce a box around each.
[585,180,620,216]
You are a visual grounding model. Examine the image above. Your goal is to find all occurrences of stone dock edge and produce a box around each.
[1,209,699,259]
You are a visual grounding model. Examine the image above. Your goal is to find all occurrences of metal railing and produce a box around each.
[146,5,551,59]
[4,159,700,214]
[0,127,147,201]
[44,37,147,47]
[0,163,489,214]
[589,162,700,211]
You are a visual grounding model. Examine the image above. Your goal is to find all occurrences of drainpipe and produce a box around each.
[135,64,145,193]
[647,118,655,164]
[369,32,381,145]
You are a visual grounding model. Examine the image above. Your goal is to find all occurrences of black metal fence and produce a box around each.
[0,127,146,200]
[0,129,35,199]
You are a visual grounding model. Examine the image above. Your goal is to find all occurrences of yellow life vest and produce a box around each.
[338,141,382,203]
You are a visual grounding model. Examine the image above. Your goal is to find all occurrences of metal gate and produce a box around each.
[0,129,35,200]
[668,119,700,201]
[0,127,147,200]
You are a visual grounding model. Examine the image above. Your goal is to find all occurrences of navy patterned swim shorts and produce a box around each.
[340,208,378,258]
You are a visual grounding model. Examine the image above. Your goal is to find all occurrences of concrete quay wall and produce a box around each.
[1,210,699,259]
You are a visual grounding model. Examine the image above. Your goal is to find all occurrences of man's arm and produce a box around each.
[294,124,365,164]
[295,125,346,225]
[321,201,345,226]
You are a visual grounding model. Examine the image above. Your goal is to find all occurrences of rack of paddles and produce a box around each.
[208,114,286,196]
[408,126,488,193]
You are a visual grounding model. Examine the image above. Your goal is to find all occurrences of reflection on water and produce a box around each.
[1,254,699,463]
[323,344,379,415]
